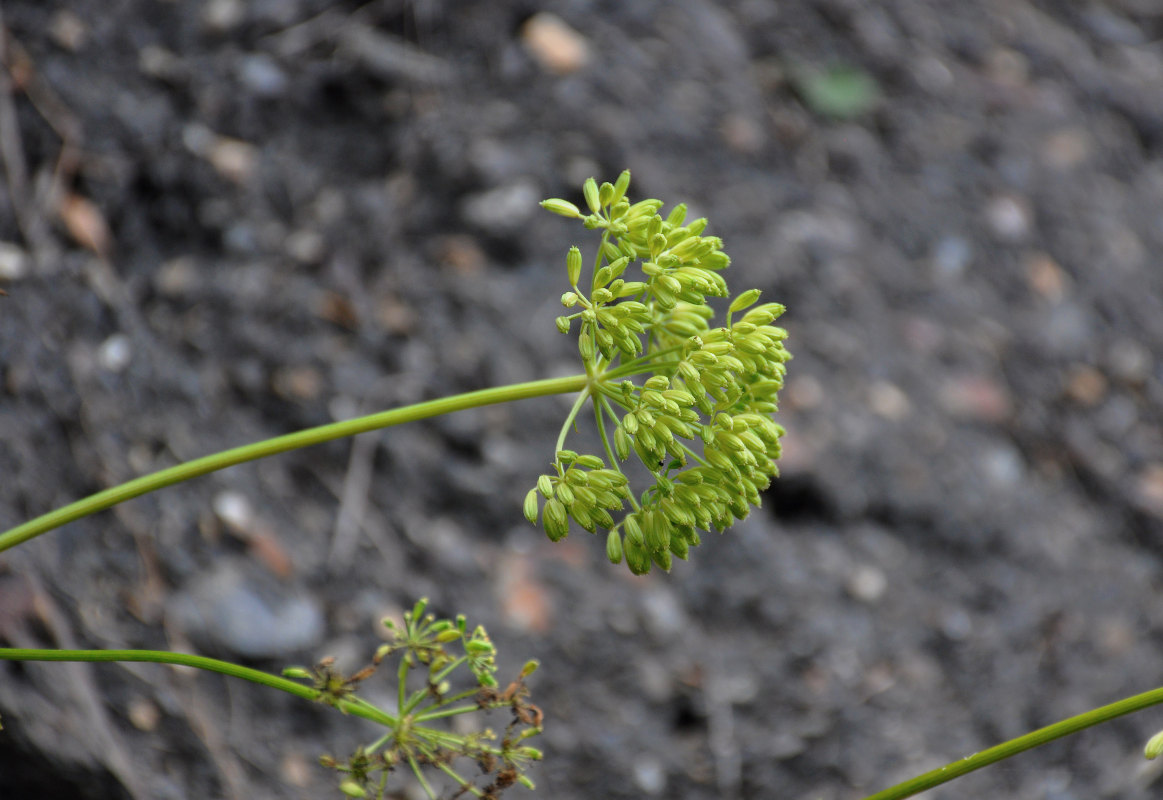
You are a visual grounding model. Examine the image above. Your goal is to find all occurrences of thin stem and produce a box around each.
[862,685,1163,800]
[413,703,490,723]
[555,385,592,454]
[0,648,394,727]
[0,374,588,554]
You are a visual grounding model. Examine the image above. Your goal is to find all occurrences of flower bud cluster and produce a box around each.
[524,451,632,540]
[303,599,543,798]
[536,174,791,574]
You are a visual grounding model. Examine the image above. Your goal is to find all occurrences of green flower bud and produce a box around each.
[579,330,595,360]
[575,454,605,469]
[339,779,368,798]
[282,666,312,679]
[523,488,540,524]
[537,474,555,499]
[612,170,631,204]
[555,315,571,334]
[597,181,614,207]
[729,288,762,314]
[583,177,601,213]
[566,246,582,286]
[606,530,624,564]
[1146,731,1163,760]
[520,659,540,678]
[541,198,582,218]
[625,536,651,575]
[555,483,576,507]
[652,547,672,572]
[544,498,569,541]
[614,425,631,461]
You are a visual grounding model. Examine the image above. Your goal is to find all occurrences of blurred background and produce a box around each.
[3,1,1163,798]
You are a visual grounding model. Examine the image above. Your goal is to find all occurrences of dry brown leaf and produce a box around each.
[59,192,112,257]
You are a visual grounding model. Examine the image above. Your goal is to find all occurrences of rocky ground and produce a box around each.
[3,1,1163,799]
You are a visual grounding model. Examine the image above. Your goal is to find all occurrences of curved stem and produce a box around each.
[862,685,1163,800]
[0,374,589,554]
[0,648,395,727]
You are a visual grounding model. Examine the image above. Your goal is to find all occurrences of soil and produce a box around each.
[2,1,1163,799]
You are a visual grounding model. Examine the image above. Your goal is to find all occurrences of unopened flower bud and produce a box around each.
[583,177,601,213]
[606,529,624,564]
[541,198,582,218]
[566,246,582,286]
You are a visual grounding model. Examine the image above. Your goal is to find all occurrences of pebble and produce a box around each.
[97,333,133,373]
[633,757,667,796]
[640,585,687,638]
[0,241,30,280]
[1041,128,1090,170]
[1063,364,1107,407]
[521,13,590,75]
[1024,252,1069,301]
[460,180,540,231]
[167,560,324,658]
[980,443,1024,487]
[984,195,1032,241]
[1108,339,1150,384]
[931,235,972,279]
[1134,464,1163,519]
[938,375,1012,423]
[846,564,888,604]
[238,53,288,97]
[868,381,911,421]
[212,490,254,533]
[939,607,973,641]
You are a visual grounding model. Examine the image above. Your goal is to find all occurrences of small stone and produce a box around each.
[720,113,764,154]
[272,365,323,401]
[208,136,258,184]
[1134,464,1163,519]
[167,561,324,658]
[204,0,245,31]
[984,195,1031,241]
[1064,364,1107,407]
[521,13,589,75]
[786,374,824,410]
[285,229,325,264]
[97,333,133,373]
[155,256,198,295]
[868,381,910,421]
[633,757,666,796]
[940,607,973,641]
[1108,339,1150,384]
[127,697,160,731]
[461,181,540,231]
[980,443,1024,487]
[1042,128,1090,170]
[641,586,686,638]
[49,11,88,51]
[1025,252,1069,301]
[238,53,288,97]
[932,235,972,279]
[213,491,254,533]
[938,375,1012,423]
[0,241,30,280]
[846,565,887,603]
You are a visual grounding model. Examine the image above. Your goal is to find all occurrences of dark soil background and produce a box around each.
[3,1,1163,799]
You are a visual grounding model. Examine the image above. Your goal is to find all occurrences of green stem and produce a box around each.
[0,374,589,554]
[0,648,394,727]
[863,685,1163,800]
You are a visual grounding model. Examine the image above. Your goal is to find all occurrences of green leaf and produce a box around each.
[796,64,879,120]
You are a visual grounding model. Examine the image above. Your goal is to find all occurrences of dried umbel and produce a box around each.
[526,173,791,574]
